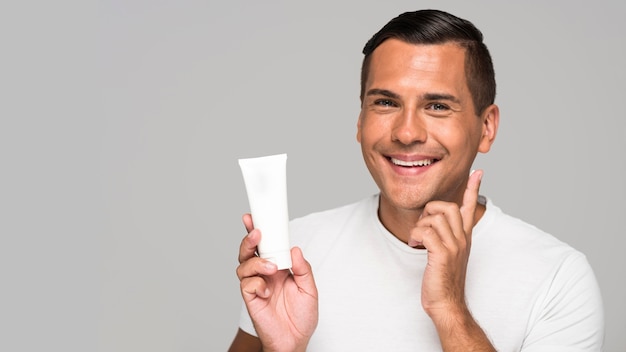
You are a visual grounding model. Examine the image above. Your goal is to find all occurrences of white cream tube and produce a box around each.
[238,153,292,270]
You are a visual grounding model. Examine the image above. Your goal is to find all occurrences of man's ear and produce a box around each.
[356,110,363,143]
[478,104,499,153]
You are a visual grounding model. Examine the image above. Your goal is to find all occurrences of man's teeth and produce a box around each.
[391,158,434,167]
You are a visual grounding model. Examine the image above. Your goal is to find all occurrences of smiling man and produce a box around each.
[358,40,497,245]
[230,10,604,352]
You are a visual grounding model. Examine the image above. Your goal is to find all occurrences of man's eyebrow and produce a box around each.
[422,93,461,104]
[365,88,400,100]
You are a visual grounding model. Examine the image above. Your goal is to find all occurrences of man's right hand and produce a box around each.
[234,214,318,352]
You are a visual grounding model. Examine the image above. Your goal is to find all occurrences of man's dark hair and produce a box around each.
[360,9,496,115]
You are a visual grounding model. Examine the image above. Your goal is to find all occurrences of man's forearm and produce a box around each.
[431,305,496,352]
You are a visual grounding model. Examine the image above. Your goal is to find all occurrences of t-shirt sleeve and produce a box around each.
[521,253,604,351]
[238,300,258,337]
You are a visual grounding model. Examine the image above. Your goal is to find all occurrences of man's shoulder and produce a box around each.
[478,197,582,259]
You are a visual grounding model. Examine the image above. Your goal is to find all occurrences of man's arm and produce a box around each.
[232,214,318,352]
[430,305,495,352]
[229,328,262,352]
[410,170,496,351]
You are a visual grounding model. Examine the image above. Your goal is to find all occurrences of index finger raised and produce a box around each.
[460,169,483,235]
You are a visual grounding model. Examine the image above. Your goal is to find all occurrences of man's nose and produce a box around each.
[391,109,427,145]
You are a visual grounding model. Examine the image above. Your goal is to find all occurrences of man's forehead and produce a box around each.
[367,40,468,84]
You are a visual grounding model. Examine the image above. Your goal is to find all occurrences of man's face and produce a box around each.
[357,39,497,214]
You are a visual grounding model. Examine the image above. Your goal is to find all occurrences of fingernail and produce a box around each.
[470,169,483,181]
[264,261,277,271]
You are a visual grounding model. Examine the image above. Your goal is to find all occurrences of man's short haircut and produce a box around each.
[360,9,496,116]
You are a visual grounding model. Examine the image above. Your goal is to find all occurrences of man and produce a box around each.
[230,9,604,351]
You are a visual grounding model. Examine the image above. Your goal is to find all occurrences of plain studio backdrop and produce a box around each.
[1,1,624,351]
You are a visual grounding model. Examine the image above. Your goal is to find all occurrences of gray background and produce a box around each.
[1,0,624,351]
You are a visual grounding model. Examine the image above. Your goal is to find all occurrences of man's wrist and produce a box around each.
[429,303,496,351]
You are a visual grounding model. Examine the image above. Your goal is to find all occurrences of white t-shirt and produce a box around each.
[239,195,604,351]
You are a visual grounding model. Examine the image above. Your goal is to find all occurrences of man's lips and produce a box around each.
[387,156,440,167]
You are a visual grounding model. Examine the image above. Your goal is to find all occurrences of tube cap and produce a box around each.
[262,250,292,270]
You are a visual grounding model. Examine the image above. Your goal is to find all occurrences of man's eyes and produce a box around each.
[370,100,452,115]
[427,103,449,111]
[374,101,449,109]
[374,99,397,107]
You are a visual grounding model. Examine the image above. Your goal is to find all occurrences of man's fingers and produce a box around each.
[241,276,271,300]
[238,228,261,264]
[236,256,278,280]
[460,169,483,234]
[421,202,462,242]
[290,247,318,297]
[410,224,446,252]
[242,213,254,233]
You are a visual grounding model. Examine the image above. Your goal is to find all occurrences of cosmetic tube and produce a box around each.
[238,154,292,270]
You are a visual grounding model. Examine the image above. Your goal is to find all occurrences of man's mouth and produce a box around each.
[389,157,438,167]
